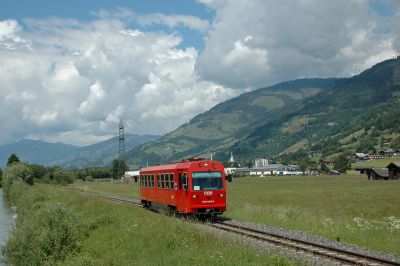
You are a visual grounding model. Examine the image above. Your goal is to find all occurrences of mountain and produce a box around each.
[238,57,400,160]
[0,139,76,168]
[126,78,342,167]
[0,134,160,168]
[127,57,400,166]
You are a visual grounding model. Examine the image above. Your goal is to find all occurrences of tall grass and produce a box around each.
[3,183,293,265]
[225,175,400,255]
[72,175,400,255]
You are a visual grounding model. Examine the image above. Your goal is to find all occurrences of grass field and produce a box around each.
[5,183,291,265]
[71,175,400,256]
[352,156,400,168]
[225,175,400,255]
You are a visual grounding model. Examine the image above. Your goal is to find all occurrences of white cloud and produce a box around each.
[138,13,210,32]
[197,0,400,88]
[0,19,31,50]
[0,15,236,145]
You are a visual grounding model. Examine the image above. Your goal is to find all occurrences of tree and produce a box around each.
[111,159,128,179]
[334,154,351,173]
[244,160,253,168]
[320,162,329,174]
[7,154,20,166]
[299,160,309,175]
[28,164,48,180]
[390,136,400,149]
[2,163,33,196]
[0,167,3,187]
[51,169,75,184]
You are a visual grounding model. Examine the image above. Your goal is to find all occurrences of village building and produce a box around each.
[319,158,335,165]
[227,164,302,176]
[379,149,400,157]
[354,153,369,160]
[355,167,390,180]
[254,158,269,168]
[387,162,400,179]
[368,168,389,180]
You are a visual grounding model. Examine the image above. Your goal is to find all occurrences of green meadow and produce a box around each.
[3,183,291,265]
[71,175,400,256]
[225,175,400,255]
[352,156,400,168]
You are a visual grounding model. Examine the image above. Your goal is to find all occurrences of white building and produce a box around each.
[254,158,269,168]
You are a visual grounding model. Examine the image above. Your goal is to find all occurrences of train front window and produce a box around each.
[191,172,223,191]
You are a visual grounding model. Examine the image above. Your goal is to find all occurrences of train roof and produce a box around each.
[140,159,223,172]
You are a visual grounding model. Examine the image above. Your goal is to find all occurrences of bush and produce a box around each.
[2,185,86,266]
[41,169,76,185]
[85,175,94,182]
[2,163,33,198]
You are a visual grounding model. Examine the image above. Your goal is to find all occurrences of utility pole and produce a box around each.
[119,119,125,161]
[118,119,126,179]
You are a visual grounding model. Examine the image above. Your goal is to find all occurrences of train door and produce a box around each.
[176,170,189,213]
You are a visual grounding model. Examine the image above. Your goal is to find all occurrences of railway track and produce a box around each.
[97,194,142,206]
[209,222,400,266]
[77,190,400,266]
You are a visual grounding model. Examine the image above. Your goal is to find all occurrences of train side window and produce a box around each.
[169,173,174,190]
[167,174,174,189]
[165,173,170,189]
[179,172,188,190]
[157,174,160,188]
[161,174,165,189]
[183,172,188,190]
[145,174,148,187]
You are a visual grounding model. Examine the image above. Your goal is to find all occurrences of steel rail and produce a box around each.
[209,222,399,266]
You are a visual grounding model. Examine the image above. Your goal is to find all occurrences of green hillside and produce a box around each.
[236,57,400,161]
[127,79,340,167]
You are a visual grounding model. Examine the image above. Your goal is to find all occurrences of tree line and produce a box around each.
[0,154,128,191]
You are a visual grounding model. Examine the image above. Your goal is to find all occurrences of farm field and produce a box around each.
[4,183,291,265]
[71,175,400,256]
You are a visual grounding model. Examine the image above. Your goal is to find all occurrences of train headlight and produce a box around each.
[219,193,224,197]
[192,195,198,198]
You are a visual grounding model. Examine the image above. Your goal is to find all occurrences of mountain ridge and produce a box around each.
[0,134,160,168]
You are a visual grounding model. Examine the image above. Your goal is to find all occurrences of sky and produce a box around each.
[0,0,399,146]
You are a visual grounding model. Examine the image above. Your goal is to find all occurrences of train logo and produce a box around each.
[204,191,213,196]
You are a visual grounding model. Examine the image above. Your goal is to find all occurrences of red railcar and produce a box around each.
[139,159,229,216]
